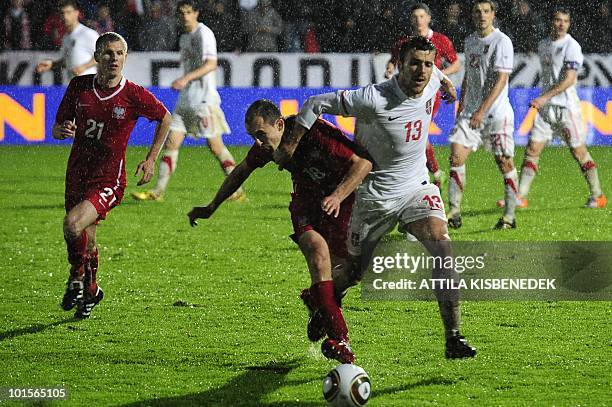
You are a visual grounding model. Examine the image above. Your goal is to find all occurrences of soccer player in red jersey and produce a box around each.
[54,32,172,318]
[188,100,372,364]
[386,3,461,189]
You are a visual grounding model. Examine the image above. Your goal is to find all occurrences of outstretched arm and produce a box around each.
[188,160,255,226]
[321,154,372,218]
[135,111,172,186]
[274,88,373,166]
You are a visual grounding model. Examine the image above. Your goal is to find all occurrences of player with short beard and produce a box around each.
[515,9,606,209]
[188,100,372,364]
[385,2,462,190]
[55,32,171,318]
[275,36,476,359]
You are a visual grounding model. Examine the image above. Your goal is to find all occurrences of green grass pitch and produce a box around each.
[0,145,610,406]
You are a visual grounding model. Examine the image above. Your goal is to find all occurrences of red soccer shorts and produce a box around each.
[65,183,125,221]
[289,192,355,259]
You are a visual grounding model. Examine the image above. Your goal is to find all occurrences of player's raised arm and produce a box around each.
[274,88,374,166]
[135,112,172,186]
[188,160,255,226]
[322,154,372,218]
[436,67,457,103]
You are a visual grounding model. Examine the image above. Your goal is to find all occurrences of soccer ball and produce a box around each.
[322,364,371,406]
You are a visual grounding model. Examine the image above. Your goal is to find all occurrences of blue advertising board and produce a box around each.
[0,86,610,146]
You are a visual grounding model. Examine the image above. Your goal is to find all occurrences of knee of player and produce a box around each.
[570,145,587,161]
[63,215,82,239]
[449,154,462,167]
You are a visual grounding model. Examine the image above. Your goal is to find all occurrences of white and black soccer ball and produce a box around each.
[322,364,371,407]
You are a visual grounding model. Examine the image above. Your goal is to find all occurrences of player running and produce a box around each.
[515,9,606,209]
[132,0,243,202]
[36,0,99,80]
[187,100,372,364]
[55,32,171,318]
[385,2,462,189]
[275,36,476,359]
[447,0,518,230]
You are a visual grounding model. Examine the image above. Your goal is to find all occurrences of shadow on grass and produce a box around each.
[0,317,77,341]
[121,359,321,406]
[372,376,458,399]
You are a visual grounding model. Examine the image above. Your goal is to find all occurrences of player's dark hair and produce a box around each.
[410,3,432,16]
[472,0,497,12]
[95,32,128,55]
[245,100,281,126]
[177,0,200,12]
[551,8,571,20]
[398,36,437,64]
[59,0,79,10]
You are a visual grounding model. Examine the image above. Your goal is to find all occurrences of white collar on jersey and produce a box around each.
[427,28,433,40]
[92,75,127,101]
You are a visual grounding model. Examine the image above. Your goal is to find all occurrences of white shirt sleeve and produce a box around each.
[495,36,514,73]
[564,40,583,70]
[201,27,218,61]
[296,86,376,130]
[85,28,98,57]
[431,65,447,88]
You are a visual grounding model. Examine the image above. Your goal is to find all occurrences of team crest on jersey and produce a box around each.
[483,45,489,54]
[426,99,433,115]
[555,47,563,55]
[112,106,126,119]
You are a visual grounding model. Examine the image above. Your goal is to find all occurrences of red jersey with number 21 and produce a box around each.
[56,74,167,188]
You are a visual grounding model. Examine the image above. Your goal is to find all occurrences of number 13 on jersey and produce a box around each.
[405,120,422,142]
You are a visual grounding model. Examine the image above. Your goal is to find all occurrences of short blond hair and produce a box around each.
[95,32,128,56]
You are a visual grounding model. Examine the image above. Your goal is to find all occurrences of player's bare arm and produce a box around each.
[322,154,372,218]
[172,58,218,90]
[442,58,461,76]
[36,58,65,73]
[384,60,395,79]
[52,120,76,140]
[440,76,457,103]
[135,111,172,185]
[470,71,509,128]
[531,68,577,110]
[72,57,97,76]
[188,160,255,226]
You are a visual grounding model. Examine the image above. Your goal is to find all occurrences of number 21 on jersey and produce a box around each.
[85,119,105,140]
[405,120,422,142]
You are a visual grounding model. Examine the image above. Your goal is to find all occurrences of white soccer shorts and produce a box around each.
[530,105,585,148]
[170,104,231,139]
[449,113,515,157]
[347,183,447,261]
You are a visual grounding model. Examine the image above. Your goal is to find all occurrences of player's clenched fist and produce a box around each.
[52,120,77,140]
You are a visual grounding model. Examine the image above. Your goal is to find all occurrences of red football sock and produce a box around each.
[425,142,440,174]
[85,249,99,295]
[313,281,349,341]
[66,232,87,278]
